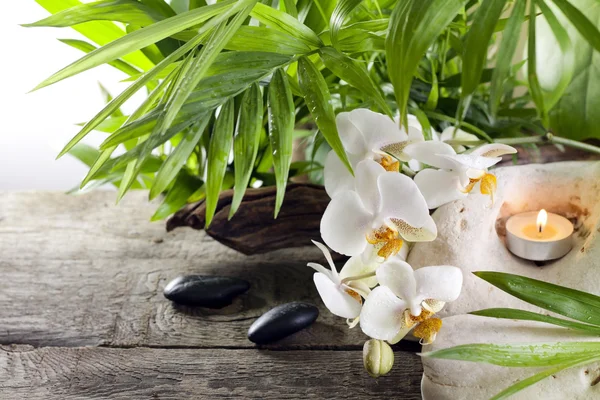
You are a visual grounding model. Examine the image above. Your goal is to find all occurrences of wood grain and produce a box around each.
[0,191,404,349]
[0,345,422,400]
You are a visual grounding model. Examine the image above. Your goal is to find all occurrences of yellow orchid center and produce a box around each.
[378,154,400,172]
[366,226,404,259]
[460,172,498,203]
[412,318,442,345]
[345,288,363,304]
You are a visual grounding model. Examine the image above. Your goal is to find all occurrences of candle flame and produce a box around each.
[537,209,548,233]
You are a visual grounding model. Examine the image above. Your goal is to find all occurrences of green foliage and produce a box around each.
[26,0,600,220]
[423,271,600,399]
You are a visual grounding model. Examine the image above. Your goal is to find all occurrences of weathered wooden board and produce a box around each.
[0,191,416,350]
[0,345,422,399]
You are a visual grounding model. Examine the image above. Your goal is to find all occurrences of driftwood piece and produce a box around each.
[0,346,423,399]
[167,183,330,255]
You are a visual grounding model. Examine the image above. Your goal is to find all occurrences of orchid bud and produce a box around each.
[362,339,394,378]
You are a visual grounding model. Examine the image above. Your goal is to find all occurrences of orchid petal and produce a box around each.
[311,240,338,279]
[376,260,420,314]
[388,215,437,242]
[314,273,362,319]
[307,262,333,280]
[438,153,500,170]
[324,150,355,199]
[377,172,430,228]
[337,109,404,158]
[439,127,479,144]
[471,143,517,158]
[321,191,372,256]
[403,141,457,170]
[413,168,467,209]
[340,255,379,288]
[388,320,413,344]
[359,286,407,341]
[414,266,463,304]
[355,159,385,213]
[347,281,371,298]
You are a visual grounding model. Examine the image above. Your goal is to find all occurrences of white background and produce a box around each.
[0,3,142,191]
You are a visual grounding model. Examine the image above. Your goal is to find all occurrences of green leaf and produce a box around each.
[58,39,141,77]
[319,46,392,117]
[281,0,298,18]
[471,308,600,334]
[422,341,600,367]
[330,0,363,49]
[34,0,239,90]
[149,119,209,200]
[535,0,575,111]
[298,56,353,174]
[205,99,235,227]
[544,0,600,140]
[68,143,102,167]
[251,3,322,48]
[230,83,263,219]
[386,0,466,127]
[268,69,295,218]
[489,0,526,117]
[34,0,154,71]
[24,0,163,28]
[459,0,508,120]
[225,26,312,55]
[527,1,549,126]
[140,0,176,17]
[57,29,206,159]
[551,0,600,52]
[474,271,600,326]
[151,170,204,221]
[489,355,600,400]
[147,0,257,167]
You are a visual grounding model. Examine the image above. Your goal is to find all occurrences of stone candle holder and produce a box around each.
[407,161,600,399]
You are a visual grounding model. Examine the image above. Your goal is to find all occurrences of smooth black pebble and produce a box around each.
[163,275,250,308]
[248,302,319,344]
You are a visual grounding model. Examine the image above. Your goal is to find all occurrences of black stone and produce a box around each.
[163,275,250,308]
[247,302,319,344]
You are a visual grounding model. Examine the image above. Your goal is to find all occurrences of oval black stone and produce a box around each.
[247,302,319,344]
[163,275,250,308]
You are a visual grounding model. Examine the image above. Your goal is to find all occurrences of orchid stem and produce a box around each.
[341,271,377,284]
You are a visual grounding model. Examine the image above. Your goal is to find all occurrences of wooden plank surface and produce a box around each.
[0,191,423,398]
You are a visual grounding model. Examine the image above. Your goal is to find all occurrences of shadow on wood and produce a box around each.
[167,183,330,255]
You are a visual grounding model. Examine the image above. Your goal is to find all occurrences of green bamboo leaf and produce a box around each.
[490,0,526,117]
[34,0,154,71]
[205,100,235,228]
[24,0,163,28]
[226,26,311,54]
[268,69,295,218]
[551,0,600,52]
[150,119,209,200]
[425,57,438,110]
[117,135,148,202]
[68,143,102,167]
[474,271,600,326]
[151,170,204,221]
[319,46,392,117]
[189,0,207,10]
[535,0,575,111]
[140,0,176,17]
[58,39,141,77]
[422,341,600,367]
[298,56,352,174]
[471,308,600,334]
[250,3,322,48]
[489,355,600,400]
[125,23,165,65]
[147,0,257,167]
[57,29,206,159]
[527,1,549,126]
[281,0,298,18]
[459,0,508,120]
[230,83,263,219]
[330,0,363,48]
[33,0,239,90]
[386,0,466,127]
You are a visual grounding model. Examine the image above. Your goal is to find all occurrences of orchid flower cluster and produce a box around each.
[308,109,516,377]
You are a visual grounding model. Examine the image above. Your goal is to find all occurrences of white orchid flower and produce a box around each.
[324,108,424,198]
[321,159,436,260]
[407,127,478,172]
[308,241,376,320]
[405,141,517,208]
[360,259,462,345]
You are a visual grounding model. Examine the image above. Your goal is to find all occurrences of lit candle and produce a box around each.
[505,209,573,261]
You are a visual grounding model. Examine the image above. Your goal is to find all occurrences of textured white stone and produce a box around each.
[407,161,600,399]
